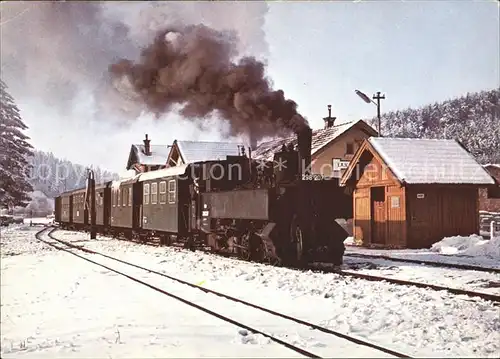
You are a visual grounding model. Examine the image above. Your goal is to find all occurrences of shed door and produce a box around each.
[371,187,386,245]
[409,190,434,248]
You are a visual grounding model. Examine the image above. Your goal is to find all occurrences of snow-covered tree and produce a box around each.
[373,88,500,164]
[0,80,34,210]
[27,150,119,198]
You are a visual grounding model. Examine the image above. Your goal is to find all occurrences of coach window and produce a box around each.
[151,183,158,204]
[112,191,115,207]
[117,188,121,207]
[122,187,127,207]
[159,181,167,204]
[168,180,176,204]
[128,188,132,206]
[144,183,150,205]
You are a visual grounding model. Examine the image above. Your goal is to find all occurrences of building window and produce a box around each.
[159,181,167,204]
[168,180,176,204]
[151,183,158,204]
[144,184,150,205]
[346,142,354,155]
[128,188,132,206]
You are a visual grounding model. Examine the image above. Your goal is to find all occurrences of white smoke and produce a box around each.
[0,1,269,171]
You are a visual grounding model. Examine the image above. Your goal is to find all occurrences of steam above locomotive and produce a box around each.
[108,24,309,143]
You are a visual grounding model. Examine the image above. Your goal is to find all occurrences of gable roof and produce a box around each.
[126,144,171,170]
[252,120,377,162]
[341,137,496,186]
[174,140,244,164]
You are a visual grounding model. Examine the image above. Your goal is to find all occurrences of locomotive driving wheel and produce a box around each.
[239,232,252,260]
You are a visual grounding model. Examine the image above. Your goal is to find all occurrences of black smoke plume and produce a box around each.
[1,1,271,126]
[109,25,310,140]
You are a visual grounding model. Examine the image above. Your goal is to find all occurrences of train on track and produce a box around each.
[54,127,353,266]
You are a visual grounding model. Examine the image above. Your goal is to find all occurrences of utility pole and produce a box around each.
[373,91,386,136]
[86,169,97,239]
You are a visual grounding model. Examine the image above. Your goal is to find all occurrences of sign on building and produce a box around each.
[333,158,350,171]
[332,158,350,178]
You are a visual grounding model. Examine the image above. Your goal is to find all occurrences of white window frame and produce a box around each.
[122,187,127,207]
[151,182,158,204]
[143,183,150,205]
[128,187,132,207]
[168,180,176,204]
[159,181,167,204]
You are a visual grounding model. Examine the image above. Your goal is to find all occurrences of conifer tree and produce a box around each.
[0,80,34,211]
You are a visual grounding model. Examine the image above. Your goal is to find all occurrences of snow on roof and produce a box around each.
[483,164,500,170]
[252,120,375,161]
[176,141,243,164]
[368,137,496,185]
[133,144,171,166]
[138,164,190,182]
[111,173,141,190]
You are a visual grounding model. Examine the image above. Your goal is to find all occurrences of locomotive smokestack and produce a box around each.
[297,127,312,177]
[143,134,151,156]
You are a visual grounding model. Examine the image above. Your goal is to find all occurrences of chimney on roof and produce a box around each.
[143,134,151,156]
[323,104,336,129]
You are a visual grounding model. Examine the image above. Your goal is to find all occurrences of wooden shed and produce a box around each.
[340,137,496,248]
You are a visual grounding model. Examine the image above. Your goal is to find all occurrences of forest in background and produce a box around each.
[373,88,499,164]
[7,151,118,217]
[6,88,498,217]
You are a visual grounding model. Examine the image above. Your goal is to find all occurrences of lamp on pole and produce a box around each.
[355,89,385,136]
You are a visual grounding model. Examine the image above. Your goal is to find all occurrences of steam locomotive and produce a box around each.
[55,128,352,266]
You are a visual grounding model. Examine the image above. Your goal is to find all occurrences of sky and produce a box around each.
[1,0,499,174]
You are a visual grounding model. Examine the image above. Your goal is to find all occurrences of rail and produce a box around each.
[35,227,321,358]
[44,227,412,358]
[343,253,500,274]
[307,264,500,304]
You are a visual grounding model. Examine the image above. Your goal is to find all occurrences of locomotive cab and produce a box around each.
[273,144,300,184]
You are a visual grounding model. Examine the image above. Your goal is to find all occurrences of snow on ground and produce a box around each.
[2,226,500,358]
[22,217,54,226]
[345,235,500,269]
[10,228,500,357]
[2,227,395,358]
[342,256,500,295]
[430,235,500,259]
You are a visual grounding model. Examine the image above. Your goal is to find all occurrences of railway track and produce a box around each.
[39,227,412,358]
[328,268,500,304]
[52,227,500,304]
[344,252,500,274]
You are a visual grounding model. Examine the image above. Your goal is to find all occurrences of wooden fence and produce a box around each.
[480,211,500,238]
